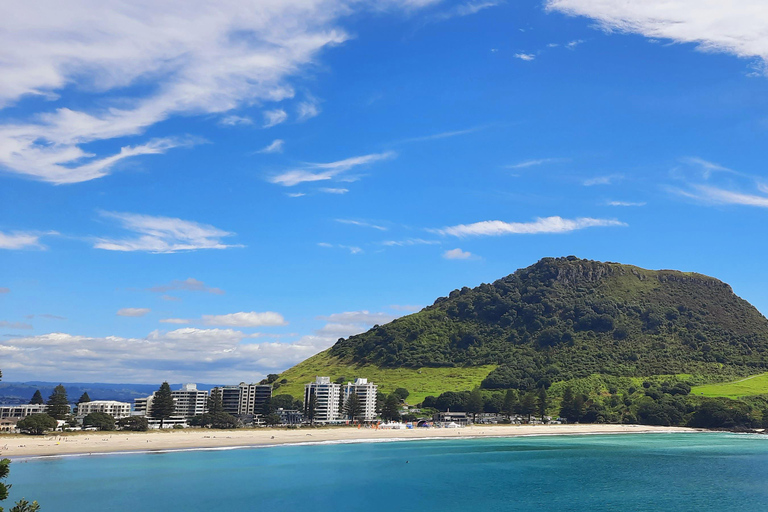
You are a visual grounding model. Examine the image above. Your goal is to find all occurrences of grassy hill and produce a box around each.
[691,373,768,398]
[278,257,768,402]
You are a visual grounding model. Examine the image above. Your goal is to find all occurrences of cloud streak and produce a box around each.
[269,151,395,186]
[434,216,626,237]
[94,211,241,253]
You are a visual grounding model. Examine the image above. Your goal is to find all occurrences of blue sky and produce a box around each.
[2,0,768,383]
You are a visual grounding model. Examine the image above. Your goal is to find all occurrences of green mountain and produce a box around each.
[278,257,768,402]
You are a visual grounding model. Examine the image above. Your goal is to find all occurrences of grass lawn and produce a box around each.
[691,372,768,398]
[276,350,496,404]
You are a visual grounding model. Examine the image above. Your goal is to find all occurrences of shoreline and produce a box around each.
[0,424,704,459]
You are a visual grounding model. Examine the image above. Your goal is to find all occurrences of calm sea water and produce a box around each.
[7,433,768,511]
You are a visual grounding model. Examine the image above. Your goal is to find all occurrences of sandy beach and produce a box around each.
[0,424,701,458]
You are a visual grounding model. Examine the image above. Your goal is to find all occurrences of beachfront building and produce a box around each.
[237,383,272,415]
[304,377,342,423]
[172,383,208,418]
[210,383,272,416]
[77,400,131,419]
[210,385,242,415]
[342,378,378,422]
[134,383,209,427]
[0,404,48,419]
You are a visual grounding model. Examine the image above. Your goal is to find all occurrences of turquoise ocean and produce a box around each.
[7,433,768,511]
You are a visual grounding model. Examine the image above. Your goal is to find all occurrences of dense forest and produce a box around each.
[330,257,768,390]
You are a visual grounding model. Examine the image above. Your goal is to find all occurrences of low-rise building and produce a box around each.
[0,404,49,419]
[77,400,131,419]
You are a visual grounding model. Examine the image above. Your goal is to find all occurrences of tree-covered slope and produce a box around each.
[325,257,768,390]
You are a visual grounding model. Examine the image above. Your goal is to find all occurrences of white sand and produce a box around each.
[0,424,701,458]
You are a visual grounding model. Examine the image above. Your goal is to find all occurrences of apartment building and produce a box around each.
[77,400,131,419]
[342,378,378,422]
[304,376,342,423]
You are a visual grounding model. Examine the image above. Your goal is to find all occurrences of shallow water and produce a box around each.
[7,433,768,511]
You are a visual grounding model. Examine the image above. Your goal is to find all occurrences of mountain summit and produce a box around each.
[282,257,768,396]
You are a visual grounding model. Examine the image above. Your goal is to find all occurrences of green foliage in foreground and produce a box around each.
[16,414,57,435]
[328,257,768,390]
[117,416,148,431]
[691,372,768,398]
[277,350,496,403]
[83,412,115,431]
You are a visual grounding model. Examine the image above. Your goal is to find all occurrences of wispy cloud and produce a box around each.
[673,184,768,208]
[287,192,306,198]
[149,278,224,295]
[257,139,285,154]
[263,109,288,128]
[546,0,768,71]
[297,99,321,121]
[380,238,440,247]
[389,304,423,313]
[682,157,736,178]
[317,243,363,254]
[202,311,287,328]
[514,53,536,61]
[117,308,151,317]
[159,318,190,325]
[0,1,448,186]
[269,151,395,187]
[0,321,33,329]
[443,248,473,259]
[566,39,584,49]
[94,211,241,254]
[433,0,502,21]
[506,157,566,169]
[219,115,253,126]
[607,200,646,207]
[583,174,623,186]
[319,187,349,194]
[0,230,54,250]
[434,216,626,237]
[336,219,388,231]
[398,126,485,144]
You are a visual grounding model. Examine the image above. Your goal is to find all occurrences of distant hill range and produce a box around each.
[0,382,219,405]
[278,257,768,401]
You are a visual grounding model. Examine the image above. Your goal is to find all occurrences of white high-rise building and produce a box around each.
[304,377,341,423]
[134,383,208,420]
[77,400,131,419]
[342,378,378,422]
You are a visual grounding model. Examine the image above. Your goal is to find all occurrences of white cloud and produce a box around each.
[607,200,646,207]
[317,310,397,324]
[0,328,327,382]
[94,211,241,253]
[287,192,306,198]
[433,0,502,20]
[0,230,52,250]
[202,311,287,327]
[317,243,363,254]
[514,53,535,61]
[398,126,484,144]
[219,115,253,126]
[435,216,627,237]
[0,0,443,185]
[683,157,736,178]
[258,139,285,154]
[297,100,321,121]
[506,158,566,169]
[380,238,440,246]
[159,318,191,324]
[150,277,224,295]
[389,304,423,312]
[583,174,622,186]
[566,39,584,49]
[0,321,33,329]
[676,184,768,208]
[546,0,768,69]
[443,248,473,259]
[263,109,288,128]
[269,151,395,186]
[336,219,388,231]
[319,187,349,194]
[117,308,151,317]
